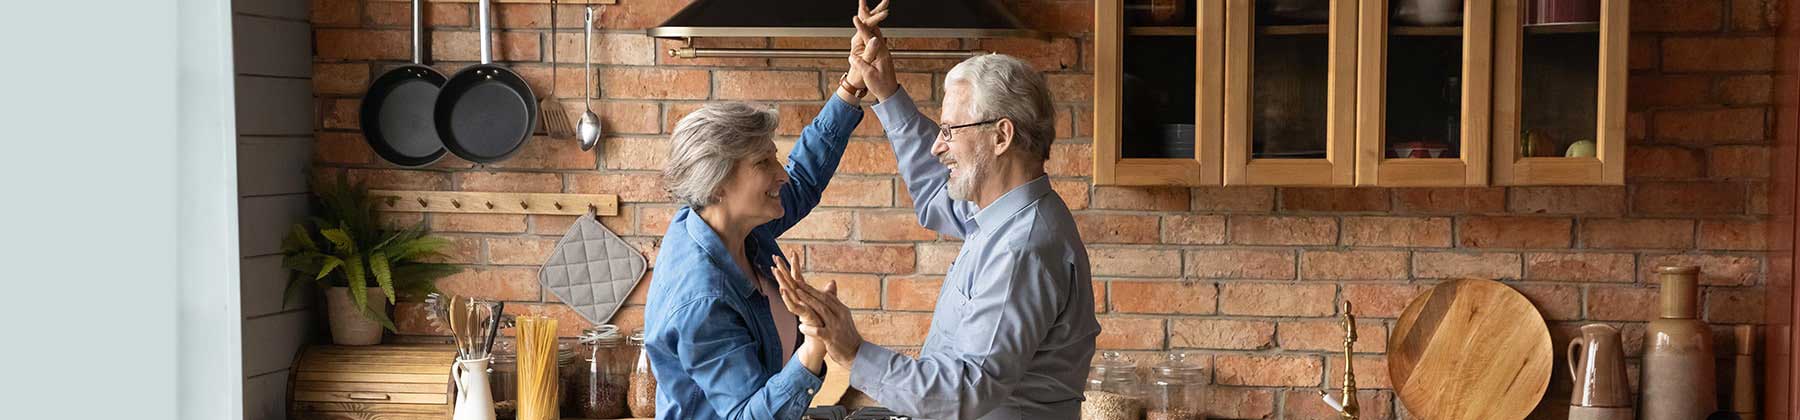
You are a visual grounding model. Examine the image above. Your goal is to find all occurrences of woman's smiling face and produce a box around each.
[711,145,789,225]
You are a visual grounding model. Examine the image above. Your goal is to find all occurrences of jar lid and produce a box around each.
[1151,351,1204,377]
[557,342,577,365]
[629,330,646,344]
[1091,351,1136,374]
[579,324,624,346]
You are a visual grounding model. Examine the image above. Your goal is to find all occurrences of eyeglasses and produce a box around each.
[936,118,1002,143]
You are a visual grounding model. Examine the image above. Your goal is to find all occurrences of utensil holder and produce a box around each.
[453,357,497,420]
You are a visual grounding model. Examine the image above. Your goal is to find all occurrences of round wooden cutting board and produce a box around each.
[1388,278,1553,420]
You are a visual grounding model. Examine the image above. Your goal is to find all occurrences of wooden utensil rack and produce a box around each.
[369,0,614,3]
[371,190,619,216]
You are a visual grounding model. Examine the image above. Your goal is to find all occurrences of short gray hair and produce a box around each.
[662,103,779,208]
[945,54,1056,162]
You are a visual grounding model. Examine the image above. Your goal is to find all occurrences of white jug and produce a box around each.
[452,357,497,420]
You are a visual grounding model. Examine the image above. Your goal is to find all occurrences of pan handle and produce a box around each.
[411,0,423,65]
[477,0,492,64]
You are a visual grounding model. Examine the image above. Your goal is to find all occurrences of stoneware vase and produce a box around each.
[1641,266,1717,420]
[326,286,387,345]
[1568,323,1632,420]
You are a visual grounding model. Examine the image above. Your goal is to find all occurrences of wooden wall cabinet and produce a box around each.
[1092,0,1624,187]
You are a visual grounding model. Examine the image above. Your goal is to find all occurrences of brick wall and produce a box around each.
[310,0,1781,418]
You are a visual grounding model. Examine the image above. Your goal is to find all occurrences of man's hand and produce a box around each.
[773,257,864,367]
[848,23,900,101]
[846,0,890,91]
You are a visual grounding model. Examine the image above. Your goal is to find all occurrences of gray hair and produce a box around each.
[662,103,780,208]
[945,53,1056,162]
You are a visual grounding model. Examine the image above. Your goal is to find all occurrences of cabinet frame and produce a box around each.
[1355,0,1495,186]
[1490,0,1628,185]
[1093,0,1225,186]
[1223,0,1359,186]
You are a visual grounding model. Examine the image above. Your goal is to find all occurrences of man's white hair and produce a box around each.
[944,53,1056,162]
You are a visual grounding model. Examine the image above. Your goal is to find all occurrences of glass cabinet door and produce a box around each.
[1223,0,1358,185]
[1095,0,1224,185]
[1492,0,1626,185]
[1355,0,1493,186]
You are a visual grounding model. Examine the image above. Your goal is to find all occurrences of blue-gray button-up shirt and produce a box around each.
[644,96,862,420]
[851,88,1100,420]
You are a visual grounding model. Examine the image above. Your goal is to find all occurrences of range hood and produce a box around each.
[649,0,1040,59]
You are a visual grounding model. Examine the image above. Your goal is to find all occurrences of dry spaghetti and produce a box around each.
[516,315,560,420]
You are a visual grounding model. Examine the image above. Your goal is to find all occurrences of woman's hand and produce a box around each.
[774,256,832,375]
[839,0,888,102]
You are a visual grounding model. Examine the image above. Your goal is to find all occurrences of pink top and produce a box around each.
[756,272,799,361]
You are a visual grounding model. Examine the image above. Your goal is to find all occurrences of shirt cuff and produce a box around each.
[777,354,825,399]
[827,91,865,114]
[847,341,899,396]
[871,87,916,121]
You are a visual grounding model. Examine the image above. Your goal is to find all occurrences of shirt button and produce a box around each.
[807,388,816,395]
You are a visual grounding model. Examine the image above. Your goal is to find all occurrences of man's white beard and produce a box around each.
[947,148,991,202]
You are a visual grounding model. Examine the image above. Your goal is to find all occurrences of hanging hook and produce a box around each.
[485,201,495,210]
[554,202,565,210]
[417,198,429,208]
[520,201,530,210]
[451,200,463,209]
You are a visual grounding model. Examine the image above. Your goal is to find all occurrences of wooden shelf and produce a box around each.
[1258,24,1329,36]
[1392,26,1464,36]
[370,190,620,216]
[1523,22,1600,34]
[1127,26,1197,36]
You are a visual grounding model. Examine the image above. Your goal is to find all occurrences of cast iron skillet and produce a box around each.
[360,0,447,167]
[434,0,538,164]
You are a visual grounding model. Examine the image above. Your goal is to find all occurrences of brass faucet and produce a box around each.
[1318,301,1359,420]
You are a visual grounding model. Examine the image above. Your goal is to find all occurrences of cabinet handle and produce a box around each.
[347,392,391,401]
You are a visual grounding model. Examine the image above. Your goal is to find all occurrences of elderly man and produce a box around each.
[773,17,1101,420]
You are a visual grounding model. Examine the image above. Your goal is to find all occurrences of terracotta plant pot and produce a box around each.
[327,286,388,345]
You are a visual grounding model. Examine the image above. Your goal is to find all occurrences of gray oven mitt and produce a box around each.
[540,208,647,325]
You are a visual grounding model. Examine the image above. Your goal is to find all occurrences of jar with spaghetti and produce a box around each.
[566,325,628,418]
[1146,351,1209,420]
[627,330,657,418]
[515,315,564,420]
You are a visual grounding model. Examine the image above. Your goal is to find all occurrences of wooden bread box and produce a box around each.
[288,344,458,420]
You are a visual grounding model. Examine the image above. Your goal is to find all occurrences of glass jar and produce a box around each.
[1082,351,1145,420]
[1146,351,1209,420]
[566,326,629,419]
[490,340,519,419]
[627,331,658,418]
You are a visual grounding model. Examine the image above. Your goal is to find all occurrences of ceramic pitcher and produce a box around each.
[1568,323,1633,420]
[452,357,497,420]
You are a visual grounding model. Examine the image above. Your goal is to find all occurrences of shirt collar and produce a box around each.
[971,175,1053,230]
[680,208,760,299]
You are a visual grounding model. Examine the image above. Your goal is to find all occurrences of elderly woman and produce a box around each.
[639,10,885,415]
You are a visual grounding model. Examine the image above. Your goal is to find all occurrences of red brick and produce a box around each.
[1588,286,1661,321]
[347,169,451,190]
[485,137,598,170]
[1009,0,1093,34]
[1096,317,1166,350]
[1215,354,1323,387]
[1278,320,1387,353]
[1459,216,1573,248]
[1110,281,1217,315]
[1219,283,1336,317]
[1341,216,1453,247]
[529,210,630,237]
[1090,247,1182,277]
[599,67,711,100]
[488,237,558,265]
[1525,253,1636,283]
[1209,388,1278,420]
[418,235,482,264]
[807,273,881,310]
[1074,213,1161,244]
[915,243,960,275]
[313,63,369,95]
[1632,182,1743,216]
[715,70,821,101]
[1046,143,1093,177]
[1281,188,1391,212]
[1046,73,1092,105]
[1093,186,1188,211]
[365,1,472,28]
[321,98,360,130]
[1580,219,1695,249]
[1632,0,1724,32]
[1342,283,1431,318]
[601,136,671,170]
[315,29,409,60]
[1663,36,1776,72]
[1161,215,1227,245]
[855,312,933,346]
[436,267,541,302]
[1169,319,1274,350]
[1393,187,1507,214]
[1185,249,1297,280]
[455,171,560,193]
[567,172,669,202]
[1709,146,1772,178]
[1509,187,1628,215]
[1051,179,1090,210]
[1641,254,1762,286]
[818,177,893,207]
[782,209,852,240]
[623,272,653,305]
[857,210,937,242]
[377,212,425,230]
[1075,107,1095,138]
[1628,75,1713,108]
[838,141,899,175]
[634,206,678,236]
[548,32,655,66]
[1286,390,1394,420]
[976,37,1080,71]
[1630,34,1659,71]
[1191,186,1276,211]
[1706,288,1765,323]
[314,132,375,165]
[1720,75,1774,105]
[884,276,943,311]
[430,213,527,234]
[428,30,541,62]
[1653,108,1767,144]
[311,0,359,26]
[1750,181,1770,214]
[1230,215,1338,246]
[1699,220,1768,250]
[1325,356,1395,389]
[806,244,915,274]
[1514,283,1583,320]
[1301,250,1410,281]
[1627,146,1705,179]
[1414,251,1522,280]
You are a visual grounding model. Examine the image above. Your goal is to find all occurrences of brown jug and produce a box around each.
[1568,323,1631,408]
[1641,266,1718,420]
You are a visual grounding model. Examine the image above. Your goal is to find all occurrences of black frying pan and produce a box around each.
[434,0,537,164]
[360,0,447,167]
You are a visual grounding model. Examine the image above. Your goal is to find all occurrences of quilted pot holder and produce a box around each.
[540,208,647,325]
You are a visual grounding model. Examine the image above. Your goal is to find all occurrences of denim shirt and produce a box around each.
[643,96,862,420]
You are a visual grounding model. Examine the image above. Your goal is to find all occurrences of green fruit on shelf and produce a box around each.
[1566,140,1597,158]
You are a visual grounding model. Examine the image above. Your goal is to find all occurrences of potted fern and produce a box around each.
[283,178,457,345]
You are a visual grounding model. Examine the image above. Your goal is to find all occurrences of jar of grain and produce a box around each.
[1146,351,1209,420]
[1083,351,1144,420]
[627,330,658,418]
[567,326,629,418]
